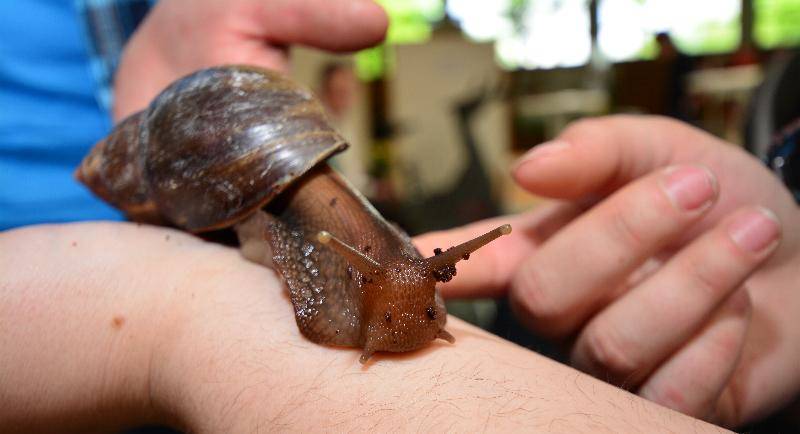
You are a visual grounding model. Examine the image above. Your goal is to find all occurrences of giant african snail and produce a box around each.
[76,65,511,363]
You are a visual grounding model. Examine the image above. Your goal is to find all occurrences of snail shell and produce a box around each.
[78,66,346,231]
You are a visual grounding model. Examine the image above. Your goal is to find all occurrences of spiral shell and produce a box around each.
[77,65,347,232]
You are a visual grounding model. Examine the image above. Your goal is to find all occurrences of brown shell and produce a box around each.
[77,65,347,232]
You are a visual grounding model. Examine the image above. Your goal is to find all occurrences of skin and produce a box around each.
[113,0,388,120]
[417,115,800,427]
[0,222,729,433]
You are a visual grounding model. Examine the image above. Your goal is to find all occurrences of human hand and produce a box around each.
[113,0,387,120]
[416,115,800,427]
[1,222,725,432]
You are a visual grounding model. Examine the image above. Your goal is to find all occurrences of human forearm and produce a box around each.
[159,236,729,433]
[0,223,205,432]
[1,222,730,433]
[172,314,730,433]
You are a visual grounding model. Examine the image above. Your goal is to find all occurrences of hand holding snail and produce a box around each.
[77,65,510,363]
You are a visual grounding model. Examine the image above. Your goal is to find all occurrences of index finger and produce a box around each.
[251,0,388,52]
[512,115,728,200]
[413,202,583,299]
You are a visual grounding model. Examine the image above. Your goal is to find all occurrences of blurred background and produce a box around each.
[289,0,800,377]
[290,0,800,234]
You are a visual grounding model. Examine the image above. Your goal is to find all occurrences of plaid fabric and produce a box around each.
[76,0,155,111]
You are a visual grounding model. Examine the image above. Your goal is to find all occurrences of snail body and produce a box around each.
[77,66,509,363]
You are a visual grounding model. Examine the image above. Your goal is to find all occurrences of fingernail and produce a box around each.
[662,165,717,211]
[729,207,781,253]
[513,140,570,171]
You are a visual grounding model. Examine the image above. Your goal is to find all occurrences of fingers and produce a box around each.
[413,202,583,299]
[250,0,388,52]
[638,289,751,421]
[113,0,387,120]
[570,207,779,391]
[570,207,780,384]
[512,115,727,200]
[509,165,718,337]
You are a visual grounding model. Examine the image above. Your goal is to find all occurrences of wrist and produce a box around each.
[0,223,202,431]
[148,244,290,432]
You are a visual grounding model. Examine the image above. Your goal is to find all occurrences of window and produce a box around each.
[598,0,740,61]
[448,0,592,70]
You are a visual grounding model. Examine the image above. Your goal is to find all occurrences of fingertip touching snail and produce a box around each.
[76,65,511,363]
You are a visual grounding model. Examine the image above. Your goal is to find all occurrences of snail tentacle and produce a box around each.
[317,230,383,276]
[425,224,511,272]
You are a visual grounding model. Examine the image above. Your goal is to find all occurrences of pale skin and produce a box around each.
[112,0,388,120]
[418,115,800,427]
[0,222,728,433]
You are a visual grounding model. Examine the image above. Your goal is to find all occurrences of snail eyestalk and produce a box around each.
[425,224,511,273]
[317,231,383,276]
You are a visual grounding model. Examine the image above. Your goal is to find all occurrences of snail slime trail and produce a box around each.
[76,65,511,363]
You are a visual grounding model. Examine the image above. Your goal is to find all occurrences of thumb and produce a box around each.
[251,0,388,52]
[112,0,387,120]
[511,115,724,200]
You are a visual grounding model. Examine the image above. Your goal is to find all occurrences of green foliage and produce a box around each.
[673,19,741,55]
[380,0,445,44]
[354,0,444,80]
[355,45,393,82]
[754,0,800,48]
[637,38,659,60]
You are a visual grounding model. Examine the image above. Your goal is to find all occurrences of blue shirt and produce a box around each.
[0,0,151,229]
